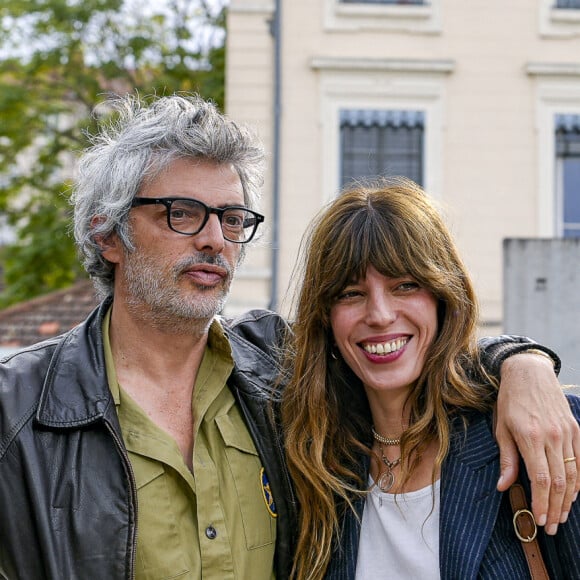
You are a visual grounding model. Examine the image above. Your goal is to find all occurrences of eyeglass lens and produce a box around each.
[169,199,257,242]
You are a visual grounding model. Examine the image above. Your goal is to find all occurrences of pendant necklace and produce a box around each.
[372,426,401,493]
[377,444,401,492]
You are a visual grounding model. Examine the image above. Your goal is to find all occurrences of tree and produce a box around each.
[0,0,226,307]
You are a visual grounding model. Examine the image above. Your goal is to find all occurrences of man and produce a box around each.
[0,94,577,579]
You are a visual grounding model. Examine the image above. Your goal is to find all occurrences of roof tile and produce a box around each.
[0,280,100,347]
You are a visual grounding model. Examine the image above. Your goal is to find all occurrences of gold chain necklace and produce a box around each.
[372,426,403,492]
[372,425,401,446]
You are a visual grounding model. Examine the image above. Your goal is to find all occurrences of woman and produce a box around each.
[281,177,580,579]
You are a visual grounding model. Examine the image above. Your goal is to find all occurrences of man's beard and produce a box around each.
[121,248,236,331]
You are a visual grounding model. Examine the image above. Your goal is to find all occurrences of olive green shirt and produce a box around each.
[103,309,276,579]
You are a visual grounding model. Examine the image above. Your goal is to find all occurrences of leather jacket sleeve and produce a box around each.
[477,335,561,378]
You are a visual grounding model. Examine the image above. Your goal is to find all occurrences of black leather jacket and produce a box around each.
[0,300,556,580]
[0,301,297,580]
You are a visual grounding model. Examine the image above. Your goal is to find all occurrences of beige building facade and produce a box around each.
[225,0,580,332]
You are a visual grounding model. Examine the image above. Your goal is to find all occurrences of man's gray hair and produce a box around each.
[71,93,265,298]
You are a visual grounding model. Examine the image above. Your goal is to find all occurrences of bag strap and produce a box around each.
[508,483,550,579]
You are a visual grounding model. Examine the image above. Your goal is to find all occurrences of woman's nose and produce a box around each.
[366,292,397,326]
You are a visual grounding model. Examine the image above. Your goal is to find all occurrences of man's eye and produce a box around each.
[170,209,188,219]
[224,214,244,228]
[170,205,203,220]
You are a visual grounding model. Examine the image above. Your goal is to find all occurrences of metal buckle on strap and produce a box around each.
[513,508,538,543]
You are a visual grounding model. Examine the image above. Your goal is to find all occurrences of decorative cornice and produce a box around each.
[526,62,580,76]
[310,57,455,74]
[228,2,274,15]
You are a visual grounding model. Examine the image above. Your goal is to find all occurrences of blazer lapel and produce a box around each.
[439,414,504,579]
[325,456,368,580]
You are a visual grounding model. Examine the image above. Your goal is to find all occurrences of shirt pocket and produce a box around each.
[131,455,191,580]
[215,413,277,550]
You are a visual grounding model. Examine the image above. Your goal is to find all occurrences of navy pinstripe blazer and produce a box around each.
[325,395,580,580]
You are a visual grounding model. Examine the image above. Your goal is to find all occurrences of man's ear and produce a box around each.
[91,216,122,264]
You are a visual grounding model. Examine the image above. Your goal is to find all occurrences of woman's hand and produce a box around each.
[495,352,580,534]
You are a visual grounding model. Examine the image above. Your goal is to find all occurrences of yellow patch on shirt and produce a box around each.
[260,468,277,518]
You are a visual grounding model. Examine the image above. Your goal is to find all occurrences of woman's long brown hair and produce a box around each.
[280,177,497,580]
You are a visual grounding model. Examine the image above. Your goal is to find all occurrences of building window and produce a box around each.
[339,0,424,4]
[327,0,440,34]
[340,109,424,187]
[555,114,580,237]
[555,0,580,8]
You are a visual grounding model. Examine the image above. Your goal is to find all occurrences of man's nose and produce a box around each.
[192,213,226,254]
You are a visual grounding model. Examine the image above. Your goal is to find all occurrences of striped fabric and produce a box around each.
[325,396,580,579]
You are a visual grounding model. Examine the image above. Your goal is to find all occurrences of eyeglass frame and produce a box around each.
[130,196,265,243]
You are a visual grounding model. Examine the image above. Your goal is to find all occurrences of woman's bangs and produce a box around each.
[366,212,412,279]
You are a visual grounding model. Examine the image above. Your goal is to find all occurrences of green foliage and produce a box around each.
[0,0,227,307]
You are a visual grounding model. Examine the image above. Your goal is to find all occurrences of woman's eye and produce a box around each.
[398,281,420,292]
[336,289,361,301]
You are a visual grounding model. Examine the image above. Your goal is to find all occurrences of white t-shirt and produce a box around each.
[355,478,441,580]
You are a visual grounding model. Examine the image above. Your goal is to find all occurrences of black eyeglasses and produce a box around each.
[131,197,265,243]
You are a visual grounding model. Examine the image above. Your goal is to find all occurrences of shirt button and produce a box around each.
[205,525,217,540]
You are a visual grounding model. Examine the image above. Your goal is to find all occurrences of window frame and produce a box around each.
[555,114,580,237]
[312,57,451,202]
[554,0,580,9]
[528,68,580,236]
[339,0,425,4]
[339,109,425,188]
[539,0,580,37]
[324,0,441,33]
